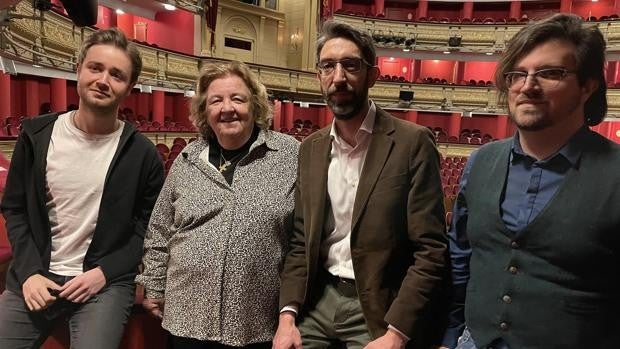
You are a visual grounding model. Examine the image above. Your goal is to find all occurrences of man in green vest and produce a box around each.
[441,13,620,349]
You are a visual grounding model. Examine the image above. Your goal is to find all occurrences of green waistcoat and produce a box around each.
[464,131,620,349]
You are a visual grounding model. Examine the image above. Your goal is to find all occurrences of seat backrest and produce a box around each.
[0,214,8,249]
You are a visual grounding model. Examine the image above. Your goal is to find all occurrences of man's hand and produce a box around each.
[272,312,302,349]
[22,274,61,311]
[59,266,106,303]
[364,329,407,349]
[143,298,165,319]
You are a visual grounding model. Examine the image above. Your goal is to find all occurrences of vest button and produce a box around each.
[500,322,509,331]
[511,241,519,249]
[502,295,512,304]
[509,266,518,274]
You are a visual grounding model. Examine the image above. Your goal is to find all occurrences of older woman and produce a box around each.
[136,61,299,349]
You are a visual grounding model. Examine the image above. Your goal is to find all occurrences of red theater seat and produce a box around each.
[172,137,187,147]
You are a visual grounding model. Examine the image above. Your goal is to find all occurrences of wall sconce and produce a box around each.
[290,28,302,51]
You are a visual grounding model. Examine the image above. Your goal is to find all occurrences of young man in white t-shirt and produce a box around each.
[0,28,164,348]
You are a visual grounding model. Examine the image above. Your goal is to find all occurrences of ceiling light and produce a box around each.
[485,52,493,56]
[163,4,176,11]
[116,9,125,15]
[443,51,451,54]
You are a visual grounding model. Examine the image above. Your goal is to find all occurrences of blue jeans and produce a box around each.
[0,282,134,349]
[456,328,510,349]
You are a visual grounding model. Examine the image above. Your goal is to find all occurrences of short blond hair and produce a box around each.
[190,61,272,138]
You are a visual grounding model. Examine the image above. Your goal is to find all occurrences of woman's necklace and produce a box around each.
[218,150,244,173]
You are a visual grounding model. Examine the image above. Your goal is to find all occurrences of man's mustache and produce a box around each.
[327,85,354,95]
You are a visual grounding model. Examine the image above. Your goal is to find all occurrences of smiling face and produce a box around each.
[507,39,594,133]
[317,37,378,121]
[76,44,134,114]
[205,74,255,150]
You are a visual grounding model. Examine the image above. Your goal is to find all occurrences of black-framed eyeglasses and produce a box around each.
[316,58,371,76]
[504,68,576,90]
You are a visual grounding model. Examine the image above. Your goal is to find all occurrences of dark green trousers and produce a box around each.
[298,281,372,349]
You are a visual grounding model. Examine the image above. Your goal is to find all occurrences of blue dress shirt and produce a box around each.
[441,127,587,348]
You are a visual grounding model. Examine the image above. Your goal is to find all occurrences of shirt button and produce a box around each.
[502,295,512,304]
[511,241,519,249]
[509,266,518,274]
[500,322,509,331]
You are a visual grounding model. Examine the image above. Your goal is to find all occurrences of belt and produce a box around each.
[324,271,357,298]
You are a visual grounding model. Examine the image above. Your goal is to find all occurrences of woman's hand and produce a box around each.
[143,298,165,319]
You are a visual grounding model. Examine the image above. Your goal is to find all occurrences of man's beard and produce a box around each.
[509,108,552,132]
[323,84,368,121]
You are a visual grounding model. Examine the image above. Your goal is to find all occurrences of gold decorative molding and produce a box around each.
[297,75,321,94]
[167,56,198,80]
[258,70,291,90]
[334,14,620,52]
[4,1,620,117]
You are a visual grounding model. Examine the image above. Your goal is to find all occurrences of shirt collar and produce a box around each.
[329,100,376,146]
[511,125,588,167]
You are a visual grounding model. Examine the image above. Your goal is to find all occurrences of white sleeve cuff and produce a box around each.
[280,305,299,315]
[388,324,410,342]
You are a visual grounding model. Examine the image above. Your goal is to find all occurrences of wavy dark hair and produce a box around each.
[190,61,272,138]
[495,13,607,126]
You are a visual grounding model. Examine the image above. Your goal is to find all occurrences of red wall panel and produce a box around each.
[572,0,616,18]
[420,60,456,82]
[463,61,498,83]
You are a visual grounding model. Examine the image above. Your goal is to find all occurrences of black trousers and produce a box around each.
[168,335,271,349]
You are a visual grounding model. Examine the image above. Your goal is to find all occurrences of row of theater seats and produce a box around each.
[339,9,532,24]
[421,78,494,87]
[441,155,466,198]
[337,8,620,23]
[377,76,495,87]
[377,75,410,83]
[0,116,196,138]
[154,137,194,175]
[431,127,495,145]
[279,119,321,141]
[120,117,195,133]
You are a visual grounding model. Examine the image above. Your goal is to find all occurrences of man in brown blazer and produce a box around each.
[273,20,449,349]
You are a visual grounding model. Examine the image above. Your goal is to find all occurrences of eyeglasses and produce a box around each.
[504,68,576,90]
[316,58,371,76]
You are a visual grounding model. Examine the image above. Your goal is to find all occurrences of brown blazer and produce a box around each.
[279,108,449,348]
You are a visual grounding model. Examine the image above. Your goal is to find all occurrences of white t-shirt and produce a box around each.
[46,111,123,276]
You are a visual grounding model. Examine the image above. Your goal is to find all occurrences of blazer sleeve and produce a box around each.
[279,143,309,309]
[384,128,450,339]
[1,131,45,286]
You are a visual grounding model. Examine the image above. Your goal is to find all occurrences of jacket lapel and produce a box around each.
[351,109,395,232]
[308,129,332,244]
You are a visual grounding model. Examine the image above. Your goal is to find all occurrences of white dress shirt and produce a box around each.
[321,102,376,279]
